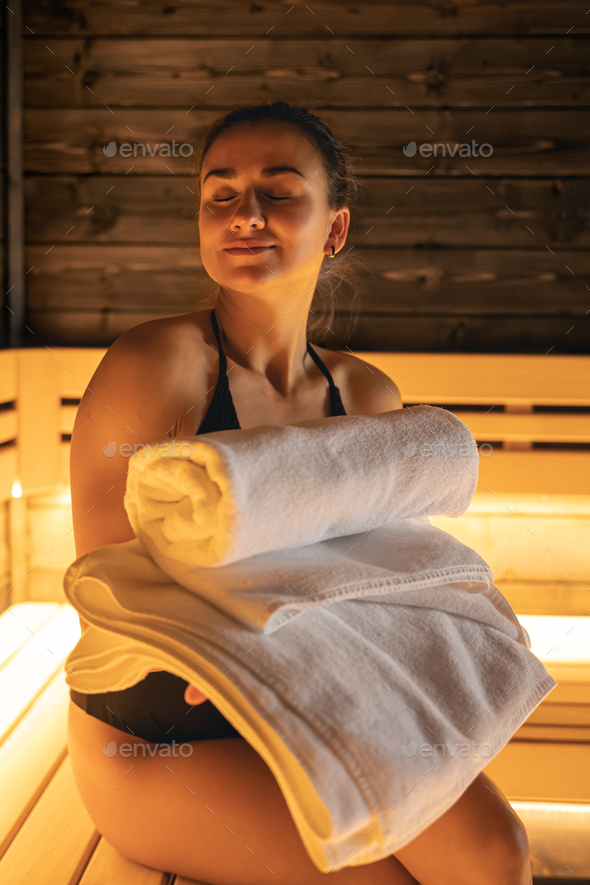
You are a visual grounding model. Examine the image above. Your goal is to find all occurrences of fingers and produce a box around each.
[184,684,208,706]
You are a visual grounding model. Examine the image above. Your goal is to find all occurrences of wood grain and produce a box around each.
[23,108,590,177]
[25,176,590,248]
[16,1,590,352]
[23,38,590,108]
[23,244,590,313]
[25,1,590,37]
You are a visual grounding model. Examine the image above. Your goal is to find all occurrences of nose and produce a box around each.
[227,189,266,232]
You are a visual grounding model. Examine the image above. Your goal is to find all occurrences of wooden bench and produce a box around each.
[0,602,211,884]
[0,603,589,881]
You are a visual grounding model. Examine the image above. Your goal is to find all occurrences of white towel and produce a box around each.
[123,404,480,571]
[64,405,557,873]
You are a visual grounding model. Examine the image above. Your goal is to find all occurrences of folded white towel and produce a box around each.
[124,404,480,576]
[64,405,557,873]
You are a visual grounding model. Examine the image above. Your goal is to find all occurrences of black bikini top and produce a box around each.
[196,308,347,434]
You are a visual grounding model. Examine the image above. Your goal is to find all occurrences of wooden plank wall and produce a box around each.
[0,4,5,346]
[18,1,590,353]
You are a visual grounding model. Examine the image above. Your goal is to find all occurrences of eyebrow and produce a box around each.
[202,165,306,184]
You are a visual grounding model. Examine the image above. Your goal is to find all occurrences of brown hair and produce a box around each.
[193,100,366,346]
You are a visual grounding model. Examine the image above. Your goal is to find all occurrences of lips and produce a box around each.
[224,245,275,255]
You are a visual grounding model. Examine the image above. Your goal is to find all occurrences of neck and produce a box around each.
[213,291,315,399]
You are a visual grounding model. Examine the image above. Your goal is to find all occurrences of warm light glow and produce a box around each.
[463,491,590,515]
[518,615,590,664]
[512,801,590,814]
[11,480,22,499]
[60,487,71,504]
[0,605,81,744]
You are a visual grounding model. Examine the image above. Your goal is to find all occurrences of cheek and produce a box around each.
[198,213,223,255]
[198,207,214,234]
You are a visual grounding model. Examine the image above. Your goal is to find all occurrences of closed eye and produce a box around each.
[213,195,290,203]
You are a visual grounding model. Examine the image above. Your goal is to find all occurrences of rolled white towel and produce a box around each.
[123,404,478,570]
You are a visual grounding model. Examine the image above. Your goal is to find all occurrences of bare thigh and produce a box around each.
[394,771,532,885]
[68,702,419,885]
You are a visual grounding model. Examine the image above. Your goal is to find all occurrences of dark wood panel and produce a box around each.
[24,244,590,314]
[0,243,5,348]
[26,176,196,244]
[25,245,209,310]
[346,312,590,353]
[358,248,590,314]
[23,309,199,347]
[23,109,590,176]
[20,0,590,357]
[5,0,24,346]
[24,1,590,37]
[0,4,5,347]
[24,307,590,354]
[23,38,590,108]
[25,176,590,248]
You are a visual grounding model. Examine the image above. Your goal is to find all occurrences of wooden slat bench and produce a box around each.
[485,614,590,833]
[0,603,208,885]
[0,603,589,881]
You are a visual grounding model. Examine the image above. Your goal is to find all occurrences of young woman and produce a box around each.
[67,101,532,885]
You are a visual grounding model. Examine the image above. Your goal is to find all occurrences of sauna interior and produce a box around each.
[1,1,589,883]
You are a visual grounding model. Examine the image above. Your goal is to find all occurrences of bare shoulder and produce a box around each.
[70,312,211,557]
[85,311,210,400]
[103,311,208,370]
[73,310,211,462]
[316,346,402,415]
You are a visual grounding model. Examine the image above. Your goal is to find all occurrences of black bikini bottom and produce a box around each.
[70,670,242,744]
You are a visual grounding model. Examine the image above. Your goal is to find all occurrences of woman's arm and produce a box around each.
[70,323,210,705]
[69,322,207,641]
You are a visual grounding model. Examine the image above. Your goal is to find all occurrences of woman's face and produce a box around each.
[198,120,350,298]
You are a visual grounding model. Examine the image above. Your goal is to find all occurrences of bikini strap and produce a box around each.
[196,308,241,434]
[307,341,337,389]
[307,342,347,417]
[214,311,335,390]
[209,310,346,419]
[210,308,227,377]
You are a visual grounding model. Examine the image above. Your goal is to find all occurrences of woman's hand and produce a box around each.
[184,684,208,706]
[146,671,207,706]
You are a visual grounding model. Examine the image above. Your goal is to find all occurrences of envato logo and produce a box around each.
[103,440,194,458]
[403,141,493,158]
[103,739,193,758]
[403,441,493,458]
[103,141,194,158]
[403,740,493,759]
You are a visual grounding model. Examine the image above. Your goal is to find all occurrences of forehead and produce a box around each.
[201,120,322,183]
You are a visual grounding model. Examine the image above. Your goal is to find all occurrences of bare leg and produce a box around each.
[68,702,419,885]
[393,771,532,885]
